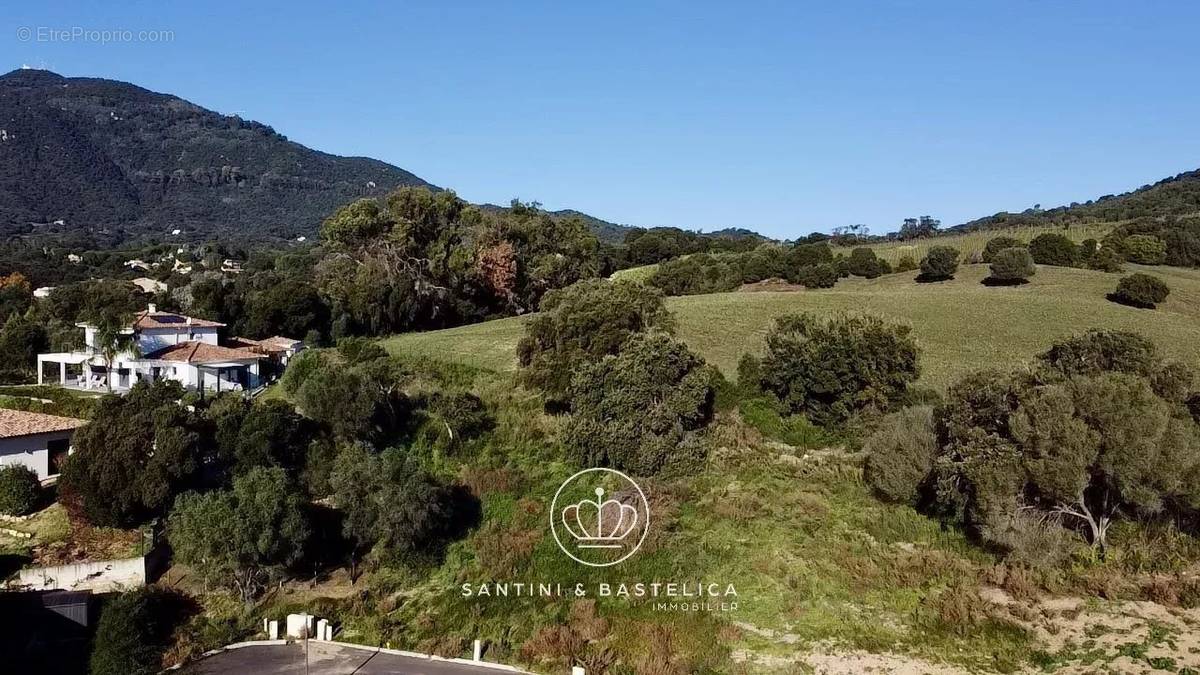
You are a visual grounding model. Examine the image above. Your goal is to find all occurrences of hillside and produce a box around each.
[955,168,1200,231]
[382,263,1200,390]
[0,68,434,244]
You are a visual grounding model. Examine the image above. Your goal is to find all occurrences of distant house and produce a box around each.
[0,409,86,480]
[122,259,151,271]
[227,335,304,367]
[33,286,55,299]
[35,304,301,395]
[220,259,243,274]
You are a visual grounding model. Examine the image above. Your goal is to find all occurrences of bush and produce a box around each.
[863,406,937,505]
[1028,233,1079,266]
[917,246,959,282]
[90,588,192,675]
[1086,246,1124,273]
[895,254,919,273]
[1039,329,1160,378]
[794,263,839,289]
[760,313,920,425]
[565,332,714,475]
[517,279,674,401]
[1123,234,1167,265]
[1111,273,1170,309]
[982,236,1024,263]
[986,247,1036,285]
[847,248,890,279]
[0,465,40,515]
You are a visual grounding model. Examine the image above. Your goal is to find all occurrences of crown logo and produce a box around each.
[561,487,639,549]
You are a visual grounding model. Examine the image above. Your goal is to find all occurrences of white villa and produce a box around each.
[36,304,302,395]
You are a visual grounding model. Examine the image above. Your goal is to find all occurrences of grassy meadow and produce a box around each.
[382,263,1200,391]
[828,222,1112,267]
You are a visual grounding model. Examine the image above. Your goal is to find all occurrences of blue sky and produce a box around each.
[4,2,1199,238]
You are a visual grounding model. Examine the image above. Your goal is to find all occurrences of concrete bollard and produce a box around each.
[324,624,334,641]
[572,667,585,675]
[316,619,328,641]
[268,620,279,640]
[263,618,269,634]
[473,639,482,661]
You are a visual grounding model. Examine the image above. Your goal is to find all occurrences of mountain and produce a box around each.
[954,168,1200,232]
[0,68,433,244]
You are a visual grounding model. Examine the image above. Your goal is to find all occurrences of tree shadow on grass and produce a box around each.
[981,277,1030,287]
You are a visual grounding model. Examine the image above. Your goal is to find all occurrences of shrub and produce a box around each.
[736,353,763,392]
[1028,233,1079,266]
[1039,329,1160,378]
[917,246,959,282]
[760,313,920,425]
[795,263,839,289]
[1123,234,1167,265]
[517,279,674,401]
[1086,246,1124,273]
[90,588,192,675]
[0,465,40,515]
[847,247,890,279]
[863,406,937,505]
[987,247,1036,285]
[1111,273,1170,309]
[982,236,1024,263]
[895,254,919,273]
[565,332,714,474]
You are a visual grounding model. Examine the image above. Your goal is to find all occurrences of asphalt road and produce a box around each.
[184,641,524,675]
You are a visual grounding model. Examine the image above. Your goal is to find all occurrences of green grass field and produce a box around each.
[829,222,1112,267]
[382,263,1200,390]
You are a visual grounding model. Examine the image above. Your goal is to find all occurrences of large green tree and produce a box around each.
[167,467,310,602]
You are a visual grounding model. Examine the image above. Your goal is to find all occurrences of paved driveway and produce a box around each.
[185,641,525,675]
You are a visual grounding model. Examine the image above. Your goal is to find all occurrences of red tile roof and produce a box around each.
[228,336,302,353]
[133,311,224,330]
[0,409,87,439]
[143,341,262,364]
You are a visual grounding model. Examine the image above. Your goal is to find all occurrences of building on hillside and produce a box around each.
[0,409,86,480]
[33,286,55,299]
[226,335,305,366]
[34,304,302,395]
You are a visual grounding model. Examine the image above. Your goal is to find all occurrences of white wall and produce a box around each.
[136,326,219,353]
[0,430,73,479]
[15,555,148,592]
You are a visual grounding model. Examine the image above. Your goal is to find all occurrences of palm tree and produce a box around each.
[93,315,139,392]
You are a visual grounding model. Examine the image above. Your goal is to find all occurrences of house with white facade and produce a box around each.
[0,409,87,480]
[35,305,299,395]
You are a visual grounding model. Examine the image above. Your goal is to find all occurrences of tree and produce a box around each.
[917,246,959,282]
[0,314,48,376]
[1123,234,1167,265]
[91,314,138,392]
[59,381,202,527]
[0,465,40,515]
[565,332,715,475]
[1111,273,1170,309]
[899,216,940,240]
[986,247,1036,285]
[214,398,314,475]
[330,446,467,569]
[794,263,839,289]
[0,272,32,322]
[1039,329,1160,378]
[982,236,1024,263]
[517,279,674,401]
[847,248,890,278]
[759,313,920,425]
[1010,374,1200,555]
[1028,233,1078,267]
[167,467,309,602]
[320,198,389,248]
[294,357,408,442]
[89,588,191,675]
